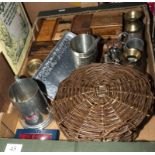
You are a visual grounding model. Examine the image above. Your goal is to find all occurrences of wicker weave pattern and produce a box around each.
[52,63,154,141]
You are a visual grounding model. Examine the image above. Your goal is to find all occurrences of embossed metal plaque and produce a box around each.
[34,32,76,100]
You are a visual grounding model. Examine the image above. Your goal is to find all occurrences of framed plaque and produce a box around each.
[0,2,32,74]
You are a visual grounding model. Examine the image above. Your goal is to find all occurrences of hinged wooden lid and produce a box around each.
[91,13,123,28]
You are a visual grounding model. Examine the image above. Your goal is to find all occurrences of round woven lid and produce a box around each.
[52,63,154,141]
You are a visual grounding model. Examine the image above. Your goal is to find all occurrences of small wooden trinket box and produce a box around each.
[90,12,123,39]
[36,19,58,42]
[71,14,93,34]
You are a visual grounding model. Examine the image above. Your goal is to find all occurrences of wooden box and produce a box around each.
[0,2,155,151]
[90,12,123,39]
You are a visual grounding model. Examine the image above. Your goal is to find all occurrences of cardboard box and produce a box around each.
[0,2,155,151]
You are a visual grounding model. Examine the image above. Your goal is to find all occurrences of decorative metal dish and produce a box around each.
[34,32,76,99]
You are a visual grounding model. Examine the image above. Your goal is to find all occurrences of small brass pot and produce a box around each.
[124,10,143,21]
[123,48,141,63]
[125,21,141,33]
[27,58,42,76]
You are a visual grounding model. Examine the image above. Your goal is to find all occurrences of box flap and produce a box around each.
[0,53,14,112]
[0,2,32,75]
[0,107,19,138]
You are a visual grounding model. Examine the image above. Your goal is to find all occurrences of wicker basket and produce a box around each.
[52,63,154,141]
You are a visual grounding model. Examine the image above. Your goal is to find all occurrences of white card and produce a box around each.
[4,144,23,152]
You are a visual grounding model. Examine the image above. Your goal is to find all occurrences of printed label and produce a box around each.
[4,144,23,152]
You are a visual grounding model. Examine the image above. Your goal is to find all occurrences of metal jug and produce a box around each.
[9,77,52,129]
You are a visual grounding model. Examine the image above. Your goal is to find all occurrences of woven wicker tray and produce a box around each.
[52,63,154,141]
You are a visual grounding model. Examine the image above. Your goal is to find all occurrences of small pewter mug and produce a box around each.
[124,37,144,52]
[118,33,144,51]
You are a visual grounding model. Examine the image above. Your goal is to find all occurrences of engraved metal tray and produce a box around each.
[34,32,76,100]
